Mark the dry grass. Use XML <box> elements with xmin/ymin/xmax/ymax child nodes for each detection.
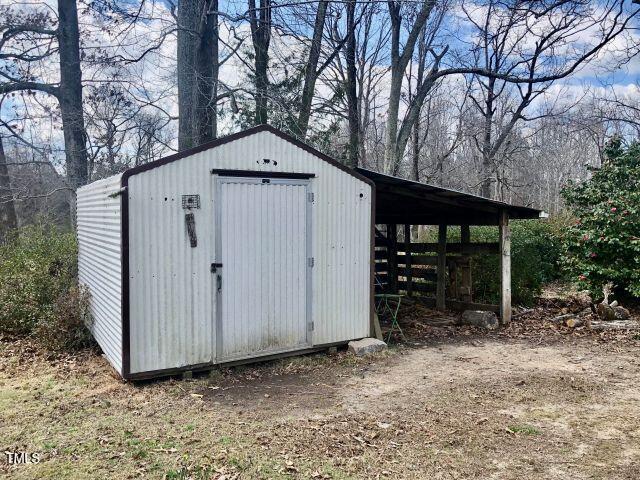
<box><xmin>2</xmin><ymin>302</ymin><xmax>640</xmax><ymax>479</ymax></box>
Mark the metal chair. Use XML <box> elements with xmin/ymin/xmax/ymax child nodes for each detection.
<box><xmin>374</xmin><ymin>275</ymin><xmax>406</xmax><ymax>342</ymax></box>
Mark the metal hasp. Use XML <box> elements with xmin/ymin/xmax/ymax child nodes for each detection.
<box><xmin>210</xmin><ymin>263</ymin><xmax>223</xmax><ymax>273</ymax></box>
<box><xmin>211</xmin><ymin>263</ymin><xmax>223</xmax><ymax>292</ymax></box>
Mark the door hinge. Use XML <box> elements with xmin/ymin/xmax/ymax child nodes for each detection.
<box><xmin>308</xmin><ymin>321</ymin><xmax>314</xmax><ymax>331</ymax></box>
<box><xmin>308</xmin><ymin>192</ymin><xmax>314</xmax><ymax>203</ymax></box>
<box><xmin>308</xmin><ymin>257</ymin><xmax>314</xmax><ymax>268</ymax></box>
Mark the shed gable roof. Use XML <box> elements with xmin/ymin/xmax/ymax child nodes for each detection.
<box><xmin>121</xmin><ymin>124</ymin><xmax>374</xmax><ymax>187</ymax></box>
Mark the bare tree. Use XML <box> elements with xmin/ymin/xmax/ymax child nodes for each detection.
<box><xmin>409</xmin><ymin>81</ymin><xmax>468</xmax><ymax>183</ymax></box>
<box><xmin>295</xmin><ymin>0</ymin><xmax>329</xmax><ymax>137</ymax></box>
<box><xmin>0</xmin><ymin>1</ymin><xmax>88</xmax><ymax>191</ymax></box>
<box><xmin>379</xmin><ymin>0</ymin><xmax>637</xmax><ymax>180</ymax></box>
<box><xmin>384</xmin><ymin>0</ymin><xmax>442</xmax><ymax>174</ymax></box>
<box><xmin>458</xmin><ymin>0</ymin><xmax>638</xmax><ymax>198</ymax></box>
<box><xmin>322</xmin><ymin>0</ymin><xmax>389</xmax><ymax>167</ymax></box>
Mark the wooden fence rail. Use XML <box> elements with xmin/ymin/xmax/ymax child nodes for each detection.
<box><xmin>374</xmin><ymin>226</ymin><xmax>500</xmax><ymax>311</ymax></box>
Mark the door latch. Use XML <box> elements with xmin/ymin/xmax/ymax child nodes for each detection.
<box><xmin>210</xmin><ymin>263</ymin><xmax>223</xmax><ymax>273</ymax></box>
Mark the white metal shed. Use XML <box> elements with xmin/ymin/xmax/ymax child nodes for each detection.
<box><xmin>77</xmin><ymin>125</ymin><xmax>374</xmax><ymax>380</ymax></box>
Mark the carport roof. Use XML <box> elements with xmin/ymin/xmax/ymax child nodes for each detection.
<box><xmin>355</xmin><ymin>168</ymin><xmax>544</xmax><ymax>226</ymax></box>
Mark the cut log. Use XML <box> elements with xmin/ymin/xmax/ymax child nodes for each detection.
<box><xmin>550</xmin><ymin>313</ymin><xmax>575</xmax><ymax>323</ymax></box>
<box><xmin>590</xmin><ymin>319</ymin><xmax>639</xmax><ymax>331</ymax></box>
<box><xmin>565</xmin><ymin>317</ymin><xmax>584</xmax><ymax>328</ymax></box>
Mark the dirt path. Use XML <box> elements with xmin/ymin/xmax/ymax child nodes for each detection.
<box><xmin>2</xmin><ymin>332</ymin><xmax>640</xmax><ymax>479</ymax></box>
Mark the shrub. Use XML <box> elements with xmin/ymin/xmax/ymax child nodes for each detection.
<box><xmin>415</xmin><ymin>219</ymin><xmax>565</xmax><ymax>306</ymax></box>
<box><xmin>0</xmin><ymin>224</ymin><xmax>93</xmax><ymax>351</ymax></box>
<box><xmin>470</xmin><ymin>219</ymin><xmax>565</xmax><ymax>306</ymax></box>
<box><xmin>35</xmin><ymin>285</ymin><xmax>93</xmax><ymax>352</ymax></box>
<box><xmin>561</xmin><ymin>138</ymin><xmax>640</xmax><ymax>300</ymax></box>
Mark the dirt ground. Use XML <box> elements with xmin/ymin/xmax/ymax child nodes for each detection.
<box><xmin>2</xmin><ymin>297</ymin><xmax>640</xmax><ymax>479</ymax></box>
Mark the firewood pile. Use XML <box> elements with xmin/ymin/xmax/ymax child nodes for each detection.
<box><xmin>551</xmin><ymin>282</ymin><xmax>635</xmax><ymax>331</ymax></box>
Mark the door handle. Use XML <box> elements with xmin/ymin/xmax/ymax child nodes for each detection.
<box><xmin>216</xmin><ymin>274</ymin><xmax>222</xmax><ymax>292</ymax></box>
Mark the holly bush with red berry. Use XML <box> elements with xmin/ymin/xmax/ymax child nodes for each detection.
<box><xmin>561</xmin><ymin>137</ymin><xmax>640</xmax><ymax>300</ymax></box>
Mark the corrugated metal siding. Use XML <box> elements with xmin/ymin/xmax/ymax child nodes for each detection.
<box><xmin>128</xmin><ymin>130</ymin><xmax>371</xmax><ymax>373</ymax></box>
<box><xmin>76</xmin><ymin>174</ymin><xmax>123</xmax><ymax>374</ymax></box>
<box><xmin>217</xmin><ymin>178</ymin><xmax>310</xmax><ymax>361</ymax></box>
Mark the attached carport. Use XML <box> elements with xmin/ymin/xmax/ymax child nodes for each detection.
<box><xmin>355</xmin><ymin>168</ymin><xmax>544</xmax><ymax>324</ymax></box>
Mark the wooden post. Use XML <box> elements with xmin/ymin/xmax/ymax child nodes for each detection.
<box><xmin>371</xmin><ymin>313</ymin><xmax>383</xmax><ymax>341</ymax></box>
<box><xmin>460</xmin><ymin>225</ymin><xmax>472</xmax><ymax>302</ymax></box>
<box><xmin>499</xmin><ymin>211</ymin><xmax>512</xmax><ymax>324</ymax></box>
<box><xmin>387</xmin><ymin>224</ymin><xmax>398</xmax><ymax>294</ymax></box>
<box><xmin>436</xmin><ymin>224</ymin><xmax>447</xmax><ymax>310</ymax></box>
<box><xmin>404</xmin><ymin>224</ymin><xmax>412</xmax><ymax>296</ymax></box>
<box><xmin>448</xmin><ymin>260</ymin><xmax>458</xmax><ymax>299</ymax></box>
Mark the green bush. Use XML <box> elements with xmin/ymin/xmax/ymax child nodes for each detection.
<box><xmin>416</xmin><ymin>219</ymin><xmax>565</xmax><ymax>306</ymax></box>
<box><xmin>470</xmin><ymin>219</ymin><xmax>565</xmax><ymax>306</ymax></box>
<box><xmin>561</xmin><ymin>138</ymin><xmax>640</xmax><ymax>300</ymax></box>
<box><xmin>35</xmin><ymin>285</ymin><xmax>93</xmax><ymax>352</ymax></box>
<box><xmin>0</xmin><ymin>224</ymin><xmax>93</xmax><ymax>350</ymax></box>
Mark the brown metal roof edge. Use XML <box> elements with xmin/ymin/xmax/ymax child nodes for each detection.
<box><xmin>355</xmin><ymin>167</ymin><xmax>542</xmax><ymax>217</ymax></box>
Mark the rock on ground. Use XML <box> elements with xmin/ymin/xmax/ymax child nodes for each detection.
<box><xmin>348</xmin><ymin>338</ymin><xmax>387</xmax><ymax>356</ymax></box>
<box><xmin>459</xmin><ymin>310</ymin><xmax>499</xmax><ymax>330</ymax></box>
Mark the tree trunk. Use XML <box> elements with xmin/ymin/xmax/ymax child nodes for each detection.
<box><xmin>0</xmin><ymin>135</ymin><xmax>18</xmax><ymax>242</ymax></box>
<box><xmin>196</xmin><ymin>0</ymin><xmax>219</xmax><ymax>143</ymax></box>
<box><xmin>178</xmin><ymin>0</ymin><xmax>219</xmax><ymax>151</ymax></box>
<box><xmin>383</xmin><ymin>1</ymin><xmax>436</xmax><ymax>174</ymax></box>
<box><xmin>249</xmin><ymin>0</ymin><xmax>271</xmax><ymax>125</ymax></box>
<box><xmin>345</xmin><ymin>0</ymin><xmax>359</xmax><ymax>168</ymax></box>
<box><xmin>57</xmin><ymin>0</ymin><xmax>88</xmax><ymax>189</ymax></box>
<box><xmin>296</xmin><ymin>0</ymin><xmax>328</xmax><ymax>137</ymax></box>
<box><xmin>411</xmin><ymin>121</ymin><xmax>420</xmax><ymax>181</ymax></box>
<box><xmin>177</xmin><ymin>0</ymin><xmax>197</xmax><ymax>149</ymax></box>
<box><xmin>480</xmin><ymin>77</ymin><xmax>496</xmax><ymax>198</ymax></box>
<box><xmin>384</xmin><ymin>72</ymin><xmax>402</xmax><ymax>174</ymax></box>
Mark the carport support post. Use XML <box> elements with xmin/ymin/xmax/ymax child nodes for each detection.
<box><xmin>404</xmin><ymin>224</ymin><xmax>412</xmax><ymax>296</ymax></box>
<box><xmin>387</xmin><ymin>224</ymin><xmax>398</xmax><ymax>293</ymax></box>
<box><xmin>436</xmin><ymin>224</ymin><xmax>447</xmax><ymax>310</ymax></box>
<box><xmin>499</xmin><ymin>211</ymin><xmax>512</xmax><ymax>324</ymax></box>
<box><xmin>460</xmin><ymin>225</ymin><xmax>472</xmax><ymax>302</ymax></box>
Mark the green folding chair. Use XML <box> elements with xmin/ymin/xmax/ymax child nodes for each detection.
<box><xmin>374</xmin><ymin>275</ymin><xmax>406</xmax><ymax>342</ymax></box>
